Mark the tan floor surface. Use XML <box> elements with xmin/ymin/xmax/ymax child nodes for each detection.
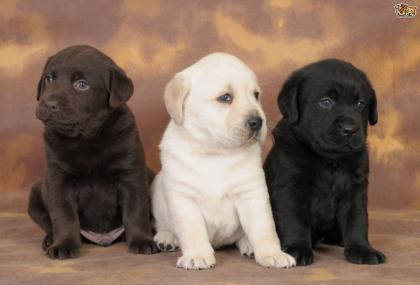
<box><xmin>1</xmin><ymin>192</ymin><xmax>419</xmax><ymax>285</ymax></box>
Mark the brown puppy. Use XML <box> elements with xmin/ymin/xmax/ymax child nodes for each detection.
<box><xmin>28</xmin><ymin>45</ymin><xmax>157</xmax><ymax>259</ymax></box>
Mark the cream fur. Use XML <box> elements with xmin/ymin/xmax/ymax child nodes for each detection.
<box><xmin>152</xmin><ymin>53</ymin><xmax>296</xmax><ymax>270</ymax></box>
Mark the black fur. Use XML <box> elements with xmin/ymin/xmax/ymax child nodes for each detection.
<box><xmin>264</xmin><ymin>59</ymin><xmax>385</xmax><ymax>266</ymax></box>
<box><xmin>28</xmin><ymin>45</ymin><xmax>157</xmax><ymax>259</ymax></box>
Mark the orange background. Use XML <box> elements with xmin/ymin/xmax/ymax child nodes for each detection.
<box><xmin>0</xmin><ymin>0</ymin><xmax>418</xmax><ymax>209</ymax></box>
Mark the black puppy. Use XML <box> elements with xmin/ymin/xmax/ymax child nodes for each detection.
<box><xmin>264</xmin><ymin>59</ymin><xmax>385</xmax><ymax>265</ymax></box>
<box><xmin>28</xmin><ymin>45</ymin><xmax>157</xmax><ymax>259</ymax></box>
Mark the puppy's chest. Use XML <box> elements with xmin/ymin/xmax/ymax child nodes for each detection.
<box><xmin>76</xmin><ymin>180</ymin><xmax>122</xmax><ymax>232</ymax></box>
<box><xmin>65</xmin><ymin>150</ymin><xmax>109</xmax><ymax>172</ymax></box>
<box><xmin>199</xmin><ymin>195</ymin><xmax>242</xmax><ymax>247</ymax></box>
<box><xmin>193</xmin><ymin>171</ymin><xmax>256</xmax><ymax>246</ymax></box>
<box><xmin>174</xmin><ymin>155</ymin><xmax>252</xmax><ymax>196</ymax></box>
<box><xmin>62</xmin><ymin>149</ymin><xmax>125</xmax><ymax>179</ymax></box>
<box><xmin>177</xmin><ymin>159</ymin><xmax>252</xmax><ymax>246</ymax></box>
<box><xmin>309</xmin><ymin>167</ymin><xmax>353</xmax><ymax>225</ymax></box>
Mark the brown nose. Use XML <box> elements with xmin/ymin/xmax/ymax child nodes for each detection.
<box><xmin>43</xmin><ymin>100</ymin><xmax>59</xmax><ymax>112</ymax></box>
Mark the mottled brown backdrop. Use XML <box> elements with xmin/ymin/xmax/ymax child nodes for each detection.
<box><xmin>0</xmin><ymin>0</ymin><xmax>419</xmax><ymax>209</ymax></box>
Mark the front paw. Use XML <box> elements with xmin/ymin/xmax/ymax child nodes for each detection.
<box><xmin>255</xmin><ymin>251</ymin><xmax>296</xmax><ymax>268</ymax></box>
<box><xmin>345</xmin><ymin>244</ymin><xmax>386</xmax><ymax>265</ymax></box>
<box><xmin>42</xmin><ymin>233</ymin><xmax>53</xmax><ymax>251</ymax></box>
<box><xmin>236</xmin><ymin>236</ymin><xmax>254</xmax><ymax>258</ymax></box>
<box><xmin>284</xmin><ymin>244</ymin><xmax>314</xmax><ymax>266</ymax></box>
<box><xmin>128</xmin><ymin>240</ymin><xmax>159</xmax><ymax>254</ymax></box>
<box><xmin>176</xmin><ymin>253</ymin><xmax>216</xmax><ymax>270</ymax></box>
<box><xmin>46</xmin><ymin>240</ymin><xmax>80</xmax><ymax>259</ymax></box>
<box><xmin>154</xmin><ymin>230</ymin><xmax>179</xmax><ymax>252</ymax></box>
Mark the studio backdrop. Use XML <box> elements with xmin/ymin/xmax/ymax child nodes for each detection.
<box><xmin>0</xmin><ymin>0</ymin><xmax>418</xmax><ymax>209</ymax></box>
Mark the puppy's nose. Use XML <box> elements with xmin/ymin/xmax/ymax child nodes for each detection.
<box><xmin>247</xmin><ymin>116</ymin><xmax>263</xmax><ymax>132</ymax></box>
<box><xmin>340</xmin><ymin>124</ymin><xmax>359</xmax><ymax>136</ymax></box>
<box><xmin>43</xmin><ymin>100</ymin><xmax>59</xmax><ymax>112</ymax></box>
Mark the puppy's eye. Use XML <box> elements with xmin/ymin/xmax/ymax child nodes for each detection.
<box><xmin>254</xmin><ymin>91</ymin><xmax>260</xmax><ymax>100</ymax></box>
<box><xmin>357</xmin><ymin>100</ymin><xmax>366</xmax><ymax>110</ymax></box>
<box><xmin>44</xmin><ymin>74</ymin><xmax>54</xmax><ymax>84</ymax></box>
<box><xmin>217</xmin><ymin>93</ymin><xmax>233</xmax><ymax>104</ymax></box>
<box><xmin>319</xmin><ymin>97</ymin><xmax>334</xmax><ymax>109</ymax></box>
<box><xmin>73</xmin><ymin>79</ymin><xmax>90</xmax><ymax>91</ymax></box>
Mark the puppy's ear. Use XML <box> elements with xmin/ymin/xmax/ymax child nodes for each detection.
<box><xmin>164</xmin><ymin>74</ymin><xmax>189</xmax><ymax>125</ymax></box>
<box><xmin>277</xmin><ymin>72</ymin><xmax>302</xmax><ymax>123</ymax></box>
<box><xmin>107</xmin><ymin>67</ymin><xmax>134</xmax><ymax>108</ymax></box>
<box><xmin>368</xmin><ymin>87</ymin><xmax>378</xmax><ymax>125</ymax></box>
<box><xmin>36</xmin><ymin>57</ymin><xmax>52</xmax><ymax>101</ymax></box>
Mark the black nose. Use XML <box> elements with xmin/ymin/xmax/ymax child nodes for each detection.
<box><xmin>43</xmin><ymin>100</ymin><xmax>59</xmax><ymax>112</ymax></box>
<box><xmin>247</xmin><ymin>116</ymin><xmax>263</xmax><ymax>132</ymax></box>
<box><xmin>340</xmin><ymin>123</ymin><xmax>359</xmax><ymax>136</ymax></box>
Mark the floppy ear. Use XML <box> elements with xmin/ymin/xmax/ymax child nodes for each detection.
<box><xmin>277</xmin><ymin>72</ymin><xmax>302</xmax><ymax>123</ymax></box>
<box><xmin>36</xmin><ymin>57</ymin><xmax>52</xmax><ymax>101</ymax></box>
<box><xmin>108</xmin><ymin>67</ymin><xmax>134</xmax><ymax>108</ymax></box>
<box><xmin>368</xmin><ymin>87</ymin><xmax>378</xmax><ymax>125</ymax></box>
<box><xmin>164</xmin><ymin>73</ymin><xmax>189</xmax><ymax>125</ymax></box>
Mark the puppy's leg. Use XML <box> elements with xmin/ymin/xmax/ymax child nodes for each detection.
<box><xmin>236</xmin><ymin>236</ymin><xmax>254</xmax><ymax>258</ymax></box>
<box><xmin>28</xmin><ymin>181</ymin><xmax>53</xmax><ymax>251</ymax></box>
<box><xmin>270</xmin><ymin>190</ymin><xmax>314</xmax><ymax>266</ymax></box>
<box><xmin>338</xmin><ymin>189</ymin><xmax>386</xmax><ymax>265</ymax></box>
<box><xmin>43</xmin><ymin>175</ymin><xmax>81</xmax><ymax>259</ymax></box>
<box><xmin>120</xmin><ymin>172</ymin><xmax>158</xmax><ymax>254</ymax></box>
<box><xmin>152</xmin><ymin>174</ymin><xmax>179</xmax><ymax>252</ymax></box>
<box><xmin>166</xmin><ymin>191</ymin><xmax>215</xmax><ymax>270</ymax></box>
<box><xmin>235</xmin><ymin>189</ymin><xmax>295</xmax><ymax>268</ymax></box>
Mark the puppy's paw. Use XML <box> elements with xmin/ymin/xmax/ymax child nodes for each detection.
<box><xmin>42</xmin><ymin>233</ymin><xmax>53</xmax><ymax>251</ymax></box>
<box><xmin>128</xmin><ymin>240</ymin><xmax>159</xmax><ymax>255</ymax></box>
<box><xmin>256</xmin><ymin>251</ymin><xmax>296</xmax><ymax>268</ymax></box>
<box><xmin>176</xmin><ymin>254</ymin><xmax>216</xmax><ymax>270</ymax></box>
<box><xmin>284</xmin><ymin>244</ymin><xmax>314</xmax><ymax>266</ymax></box>
<box><xmin>154</xmin><ymin>230</ymin><xmax>179</xmax><ymax>252</ymax></box>
<box><xmin>345</xmin><ymin>244</ymin><xmax>386</xmax><ymax>265</ymax></box>
<box><xmin>46</xmin><ymin>240</ymin><xmax>80</xmax><ymax>259</ymax></box>
<box><xmin>236</xmin><ymin>236</ymin><xmax>254</xmax><ymax>258</ymax></box>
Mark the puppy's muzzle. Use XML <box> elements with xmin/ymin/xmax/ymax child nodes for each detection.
<box><xmin>246</xmin><ymin>115</ymin><xmax>263</xmax><ymax>136</ymax></box>
<box><xmin>36</xmin><ymin>98</ymin><xmax>60</xmax><ymax>121</ymax></box>
<box><xmin>36</xmin><ymin>93</ymin><xmax>74</xmax><ymax>122</ymax></box>
<box><xmin>339</xmin><ymin>122</ymin><xmax>359</xmax><ymax>137</ymax></box>
<box><xmin>247</xmin><ymin>115</ymin><xmax>263</xmax><ymax>132</ymax></box>
<box><xmin>42</xmin><ymin>100</ymin><xmax>60</xmax><ymax>113</ymax></box>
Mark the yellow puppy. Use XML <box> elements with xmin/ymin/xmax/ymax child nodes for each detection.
<box><xmin>152</xmin><ymin>53</ymin><xmax>296</xmax><ymax>270</ymax></box>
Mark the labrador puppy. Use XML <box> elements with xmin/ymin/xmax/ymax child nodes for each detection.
<box><xmin>151</xmin><ymin>53</ymin><xmax>296</xmax><ymax>270</ymax></box>
<box><xmin>264</xmin><ymin>59</ymin><xmax>386</xmax><ymax>265</ymax></box>
<box><xmin>28</xmin><ymin>45</ymin><xmax>157</xmax><ymax>259</ymax></box>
